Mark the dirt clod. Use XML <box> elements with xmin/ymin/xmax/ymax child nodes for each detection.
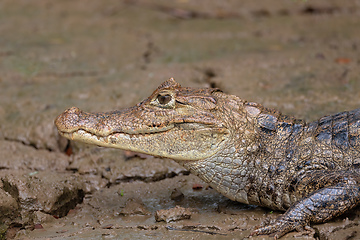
<box><xmin>155</xmin><ymin>206</ymin><xmax>195</xmax><ymax>223</ymax></box>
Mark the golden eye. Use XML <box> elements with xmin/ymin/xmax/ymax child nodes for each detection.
<box><xmin>157</xmin><ymin>94</ymin><xmax>172</xmax><ymax>105</ymax></box>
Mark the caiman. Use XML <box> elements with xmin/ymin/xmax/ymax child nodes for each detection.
<box><xmin>55</xmin><ymin>78</ymin><xmax>360</xmax><ymax>238</ymax></box>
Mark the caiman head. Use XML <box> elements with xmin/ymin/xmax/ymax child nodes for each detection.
<box><xmin>55</xmin><ymin>78</ymin><xmax>232</xmax><ymax>160</ymax></box>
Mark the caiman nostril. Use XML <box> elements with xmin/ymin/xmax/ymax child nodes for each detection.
<box><xmin>54</xmin><ymin>107</ymin><xmax>82</xmax><ymax>132</ymax></box>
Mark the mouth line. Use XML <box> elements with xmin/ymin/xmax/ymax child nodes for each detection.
<box><xmin>60</xmin><ymin>129</ymin><xmax>133</xmax><ymax>144</ymax></box>
<box><xmin>59</xmin><ymin>122</ymin><xmax>217</xmax><ymax>140</ymax></box>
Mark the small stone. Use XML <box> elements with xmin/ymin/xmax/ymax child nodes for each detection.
<box><xmin>102</xmin><ymin>224</ymin><xmax>113</xmax><ymax>229</ymax></box>
<box><xmin>155</xmin><ymin>206</ymin><xmax>195</xmax><ymax>223</ymax></box>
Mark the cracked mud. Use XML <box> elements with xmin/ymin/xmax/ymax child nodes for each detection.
<box><xmin>1</xmin><ymin>0</ymin><xmax>360</xmax><ymax>239</ymax></box>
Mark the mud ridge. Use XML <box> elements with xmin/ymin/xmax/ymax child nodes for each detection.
<box><xmin>126</xmin><ymin>1</ymin><xmax>359</xmax><ymax>20</ymax></box>
<box><xmin>166</xmin><ymin>226</ymin><xmax>227</xmax><ymax>236</ymax></box>
<box><xmin>3</xmin><ymin>137</ymin><xmax>53</xmax><ymax>153</ymax></box>
<box><xmin>111</xmin><ymin>170</ymin><xmax>190</xmax><ymax>184</ymax></box>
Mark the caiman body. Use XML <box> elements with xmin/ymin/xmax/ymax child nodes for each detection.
<box><xmin>55</xmin><ymin>78</ymin><xmax>360</xmax><ymax>238</ymax></box>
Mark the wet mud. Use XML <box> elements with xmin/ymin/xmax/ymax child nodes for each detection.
<box><xmin>1</xmin><ymin>0</ymin><xmax>360</xmax><ymax>239</ymax></box>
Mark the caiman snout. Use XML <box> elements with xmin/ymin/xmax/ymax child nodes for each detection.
<box><xmin>55</xmin><ymin>107</ymin><xmax>83</xmax><ymax>133</ymax></box>
<box><xmin>55</xmin><ymin>107</ymin><xmax>118</xmax><ymax>136</ymax></box>
<box><xmin>55</xmin><ymin>105</ymin><xmax>170</xmax><ymax>137</ymax></box>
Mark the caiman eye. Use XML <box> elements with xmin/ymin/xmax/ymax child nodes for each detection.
<box><xmin>157</xmin><ymin>94</ymin><xmax>172</xmax><ymax>105</ymax></box>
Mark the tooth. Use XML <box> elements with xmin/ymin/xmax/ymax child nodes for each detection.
<box><xmin>104</xmin><ymin>137</ymin><xmax>109</xmax><ymax>143</ymax></box>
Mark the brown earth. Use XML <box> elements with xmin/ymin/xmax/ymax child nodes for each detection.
<box><xmin>0</xmin><ymin>0</ymin><xmax>360</xmax><ymax>239</ymax></box>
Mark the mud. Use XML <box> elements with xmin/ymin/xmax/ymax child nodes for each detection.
<box><xmin>0</xmin><ymin>0</ymin><xmax>360</xmax><ymax>239</ymax></box>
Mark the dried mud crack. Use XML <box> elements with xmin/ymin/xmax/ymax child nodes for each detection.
<box><xmin>110</xmin><ymin>169</ymin><xmax>191</xmax><ymax>184</ymax></box>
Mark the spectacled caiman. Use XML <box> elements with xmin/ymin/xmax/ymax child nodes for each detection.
<box><xmin>55</xmin><ymin>78</ymin><xmax>360</xmax><ymax>238</ymax></box>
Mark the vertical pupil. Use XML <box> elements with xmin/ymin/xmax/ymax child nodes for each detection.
<box><xmin>158</xmin><ymin>94</ymin><xmax>171</xmax><ymax>104</ymax></box>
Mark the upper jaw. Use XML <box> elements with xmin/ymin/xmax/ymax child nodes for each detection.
<box><xmin>55</xmin><ymin>107</ymin><xmax>220</xmax><ymax>139</ymax></box>
<box><xmin>57</xmin><ymin>122</ymin><xmax>221</xmax><ymax>146</ymax></box>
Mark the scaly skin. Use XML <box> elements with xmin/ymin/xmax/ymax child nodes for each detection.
<box><xmin>55</xmin><ymin>78</ymin><xmax>360</xmax><ymax>238</ymax></box>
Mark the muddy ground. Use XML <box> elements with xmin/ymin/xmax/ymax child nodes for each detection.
<box><xmin>0</xmin><ymin>0</ymin><xmax>360</xmax><ymax>239</ymax></box>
